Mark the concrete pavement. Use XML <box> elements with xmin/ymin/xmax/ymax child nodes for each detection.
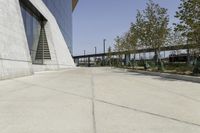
<box><xmin>0</xmin><ymin>67</ymin><xmax>200</xmax><ymax>133</ymax></box>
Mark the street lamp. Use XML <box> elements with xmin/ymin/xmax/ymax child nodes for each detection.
<box><xmin>94</xmin><ymin>46</ymin><xmax>97</xmax><ymax>55</ymax></box>
<box><xmin>84</xmin><ymin>50</ymin><xmax>86</xmax><ymax>66</ymax></box>
<box><xmin>84</xmin><ymin>50</ymin><xmax>86</xmax><ymax>56</ymax></box>
<box><xmin>103</xmin><ymin>39</ymin><xmax>106</xmax><ymax>66</ymax></box>
<box><xmin>94</xmin><ymin>47</ymin><xmax>97</xmax><ymax>65</ymax></box>
<box><xmin>103</xmin><ymin>39</ymin><xmax>106</xmax><ymax>54</ymax></box>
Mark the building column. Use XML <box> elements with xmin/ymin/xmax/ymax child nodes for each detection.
<box><xmin>125</xmin><ymin>53</ymin><xmax>131</xmax><ymax>66</ymax></box>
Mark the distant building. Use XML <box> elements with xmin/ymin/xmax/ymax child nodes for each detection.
<box><xmin>0</xmin><ymin>0</ymin><xmax>78</xmax><ymax>79</ymax></box>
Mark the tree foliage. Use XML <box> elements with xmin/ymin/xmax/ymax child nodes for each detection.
<box><xmin>141</xmin><ymin>0</ymin><xmax>170</xmax><ymax>63</ymax></box>
<box><xmin>114</xmin><ymin>0</ymin><xmax>169</xmax><ymax>70</ymax></box>
<box><xmin>175</xmin><ymin>0</ymin><xmax>200</xmax><ymax>54</ymax></box>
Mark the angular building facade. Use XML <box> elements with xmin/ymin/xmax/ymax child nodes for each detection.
<box><xmin>0</xmin><ymin>0</ymin><xmax>78</xmax><ymax>80</ymax></box>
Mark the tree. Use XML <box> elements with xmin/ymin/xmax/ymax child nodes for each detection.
<box><xmin>145</xmin><ymin>0</ymin><xmax>169</xmax><ymax>66</ymax></box>
<box><xmin>129</xmin><ymin>24</ymin><xmax>138</xmax><ymax>51</ymax></box>
<box><xmin>132</xmin><ymin>11</ymin><xmax>151</xmax><ymax>70</ymax></box>
<box><xmin>134</xmin><ymin>0</ymin><xmax>170</xmax><ymax>71</ymax></box>
<box><xmin>134</xmin><ymin>11</ymin><xmax>148</xmax><ymax>50</ymax></box>
<box><xmin>122</xmin><ymin>32</ymin><xmax>132</xmax><ymax>52</ymax></box>
<box><xmin>175</xmin><ymin>0</ymin><xmax>200</xmax><ymax>51</ymax></box>
<box><xmin>175</xmin><ymin>0</ymin><xmax>200</xmax><ymax>74</ymax></box>
<box><xmin>129</xmin><ymin>23</ymin><xmax>139</xmax><ymax>67</ymax></box>
<box><xmin>114</xmin><ymin>36</ymin><xmax>124</xmax><ymax>67</ymax></box>
<box><xmin>107</xmin><ymin>46</ymin><xmax>112</xmax><ymax>66</ymax></box>
<box><xmin>114</xmin><ymin>36</ymin><xmax>123</xmax><ymax>53</ymax></box>
<box><xmin>167</xmin><ymin>30</ymin><xmax>187</xmax><ymax>54</ymax></box>
<box><xmin>113</xmin><ymin>0</ymin><xmax>169</xmax><ymax>71</ymax></box>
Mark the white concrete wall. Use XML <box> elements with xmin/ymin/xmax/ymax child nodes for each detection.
<box><xmin>0</xmin><ymin>0</ymin><xmax>33</xmax><ymax>80</ymax></box>
<box><xmin>0</xmin><ymin>0</ymin><xmax>75</xmax><ymax>79</ymax></box>
<box><xmin>30</xmin><ymin>0</ymin><xmax>75</xmax><ymax>69</ymax></box>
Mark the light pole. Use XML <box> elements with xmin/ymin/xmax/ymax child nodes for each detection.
<box><xmin>84</xmin><ymin>50</ymin><xmax>86</xmax><ymax>66</ymax></box>
<box><xmin>103</xmin><ymin>39</ymin><xmax>106</xmax><ymax>65</ymax></box>
<box><xmin>94</xmin><ymin>46</ymin><xmax>97</xmax><ymax>55</ymax></box>
<box><xmin>94</xmin><ymin>47</ymin><xmax>97</xmax><ymax>64</ymax></box>
<box><xmin>103</xmin><ymin>39</ymin><xmax>106</xmax><ymax>54</ymax></box>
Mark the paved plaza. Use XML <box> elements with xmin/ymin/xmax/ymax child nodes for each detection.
<box><xmin>0</xmin><ymin>67</ymin><xmax>200</xmax><ymax>133</ymax></box>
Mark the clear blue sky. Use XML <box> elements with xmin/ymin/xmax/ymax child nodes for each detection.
<box><xmin>72</xmin><ymin>0</ymin><xmax>181</xmax><ymax>56</ymax></box>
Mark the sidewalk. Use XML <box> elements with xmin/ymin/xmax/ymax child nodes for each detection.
<box><xmin>0</xmin><ymin>67</ymin><xmax>200</xmax><ymax>133</ymax></box>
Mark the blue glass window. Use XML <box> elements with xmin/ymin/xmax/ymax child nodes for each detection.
<box><xmin>42</xmin><ymin>0</ymin><xmax>73</xmax><ymax>54</ymax></box>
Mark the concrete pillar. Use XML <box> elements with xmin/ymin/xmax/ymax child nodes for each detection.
<box><xmin>125</xmin><ymin>53</ymin><xmax>131</xmax><ymax>66</ymax></box>
<box><xmin>88</xmin><ymin>57</ymin><xmax>91</xmax><ymax>67</ymax></box>
<box><xmin>74</xmin><ymin>58</ymin><xmax>79</xmax><ymax>66</ymax></box>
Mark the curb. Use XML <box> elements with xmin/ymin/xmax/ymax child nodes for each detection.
<box><xmin>130</xmin><ymin>70</ymin><xmax>200</xmax><ymax>83</ymax></box>
<box><xmin>114</xmin><ymin>68</ymin><xmax>200</xmax><ymax>83</ymax></box>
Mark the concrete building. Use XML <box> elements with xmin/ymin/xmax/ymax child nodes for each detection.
<box><xmin>0</xmin><ymin>0</ymin><xmax>78</xmax><ymax>80</ymax></box>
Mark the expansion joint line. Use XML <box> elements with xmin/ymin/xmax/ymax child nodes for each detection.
<box><xmin>91</xmin><ymin>72</ymin><xmax>97</xmax><ymax>133</ymax></box>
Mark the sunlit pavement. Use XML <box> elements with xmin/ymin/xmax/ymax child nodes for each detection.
<box><xmin>0</xmin><ymin>67</ymin><xmax>200</xmax><ymax>133</ymax></box>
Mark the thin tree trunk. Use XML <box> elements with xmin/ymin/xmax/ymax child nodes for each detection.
<box><xmin>187</xmin><ymin>48</ymin><xmax>190</xmax><ymax>65</ymax></box>
<box><xmin>154</xmin><ymin>50</ymin><xmax>159</xmax><ymax>66</ymax></box>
